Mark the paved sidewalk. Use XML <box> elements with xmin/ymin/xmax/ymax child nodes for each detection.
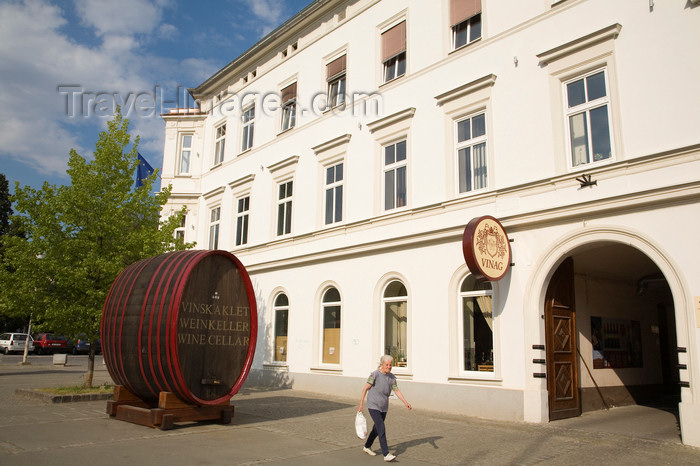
<box><xmin>0</xmin><ymin>355</ymin><xmax>699</xmax><ymax>465</ymax></box>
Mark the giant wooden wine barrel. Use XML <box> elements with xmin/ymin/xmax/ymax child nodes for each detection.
<box><xmin>100</xmin><ymin>250</ymin><xmax>257</xmax><ymax>405</ymax></box>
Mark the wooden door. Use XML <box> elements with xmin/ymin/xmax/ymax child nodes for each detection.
<box><xmin>545</xmin><ymin>257</ymin><xmax>581</xmax><ymax>421</ymax></box>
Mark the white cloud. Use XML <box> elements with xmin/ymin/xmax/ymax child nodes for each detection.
<box><xmin>73</xmin><ymin>0</ymin><xmax>164</xmax><ymax>37</ymax></box>
<box><xmin>239</xmin><ymin>0</ymin><xmax>284</xmax><ymax>33</ymax></box>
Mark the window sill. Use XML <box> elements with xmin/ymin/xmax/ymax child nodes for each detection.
<box><xmin>380</xmin><ymin>73</ymin><xmax>406</xmax><ymax>88</ymax></box>
<box><xmin>238</xmin><ymin>147</ymin><xmax>252</xmax><ymax>156</ymax></box>
<box><xmin>264</xmin><ymin>362</ymin><xmax>289</xmax><ymax>371</ymax></box>
<box><xmin>311</xmin><ymin>366</ymin><xmax>343</xmax><ymax>374</ymax></box>
<box><xmin>449</xmin><ymin>37</ymin><xmax>482</xmax><ymax>55</ymax></box>
<box><xmin>448</xmin><ymin>375</ymin><xmax>502</xmax><ymax>384</ymax></box>
<box><xmin>277</xmin><ymin>126</ymin><xmax>296</xmax><ymax>136</ymax></box>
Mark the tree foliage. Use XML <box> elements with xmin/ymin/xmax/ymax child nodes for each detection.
<box><xmin>0</xmin><ymin>111</ymin><xmax>192</xmax><ymax>382</ymax></box>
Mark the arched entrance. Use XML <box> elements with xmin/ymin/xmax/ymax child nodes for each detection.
<box><xmin>544</xmin><ymin>244</ymin><xmax>678</xmax><ymax>420</ymax></box>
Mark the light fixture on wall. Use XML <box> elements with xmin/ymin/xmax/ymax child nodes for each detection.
<box><xmin>576</xmin><ymin>173</ymin><xmax>597</xmax><ymax>188</ymax></box>
<box><xmin>513</xmin><ymin>56</ymin><xmax>518</xmax><ymax>67</ymax></box>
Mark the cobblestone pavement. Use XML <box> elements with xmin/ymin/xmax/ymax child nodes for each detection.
<box><xmin>0</xmin><ymin>354</ymin><xmax>699</xmax><ymax>465</ymax></box>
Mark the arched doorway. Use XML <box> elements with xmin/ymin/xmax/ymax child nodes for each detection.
<box><xmin>544</xmin><ymin>242</ymin><xmax>679</xmax><ymax>419</ymax></box>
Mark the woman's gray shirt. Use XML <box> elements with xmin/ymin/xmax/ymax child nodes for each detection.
<box><xmin>366</xmin><ymin>370</ymin><xmax>399</xmax><ymax>412</ymax></box>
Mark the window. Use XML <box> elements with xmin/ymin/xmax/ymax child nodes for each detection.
<box><xmin>381</xmin><ymin>21</ymin><xmax>406</xmax><ymax>83</ymax></box>
<box><xmin>456</xmin><ymin>113</ymin><xmax>487</xmax><ymax>193</ymax></box>
<box><xmin>322</xmin><ymin>287</ymin><xmax>341</xmax><ymax>364</ymax></box>
<box><xmin>383</xmin><ymin>140</ymin><xmax>407</xmax><ymax>210</ymax></box>
<box><xmin>324</xmin><ymin>163</ymin><xmax>343</xmax><ymax>225</ymax></box>
<box><xmin>565</xmin><ymin>69</ymin><xmax>612</xmax><ymax>167</ymax></box>
<box><xmin>451</xmin><ymin>0</ymin><xmax>481</xmax><ymax>49</ymax></box>
<box><xmin>175</xmin><ymin>214</ymin><xmax>186</xmax><ymax>241</ymax></box>
<box><xmin>276</xmin><ymin>180</ymin><xmax>293</xmax><ymax>236</ymax></box>
<box><xmin>178</xmin><ymin>134</ymin><xmax>192</xmax><ymax>175</ymax></box>
<box><xmin>208</xmin><ymin>206</ymin><xmax>220</xmax><ymax>249</ymax></box>
<box><xmin>326</xmin><ymin>55</ymin><xmax>346</xmax><ymax>109</ymax></box>
<box><xmin>241</xmin><ymin>105</ymin><xmax>255</xmax><ymax>152</ymax></box>
<box><xmin>383</xmin><ymin>281</ymin><xmax>408</xmax><ymax>367</ymax></box>
<box><xmin>280</xmin><ymin>83</ymin><xmax>297</xmax><ymax>132</ymax></box>
<box><xmin>214</xmin><ymin>124</ymin><xmax>226</xmax><ymax>166</ymax></box>
<box><xmin>459</xmin><ymin>275</ymin><xmax>493</xmax><ymax>372</ymax></box>
<box><xmin>273</xmin><ymin>293</ymin><xmax>289</xmax><ymax>362</ymax></box>
<box><xmin>235</xmin><ymin>196</ymin><xmax>250</xmax><ymax>246</ymax></box>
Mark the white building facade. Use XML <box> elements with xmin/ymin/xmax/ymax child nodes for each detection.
<box><xmin>160</xmin><ymin>0</ymin><xmax>700</xmax><ymax>446</ymax></box>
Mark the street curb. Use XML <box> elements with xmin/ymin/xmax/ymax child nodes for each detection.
<box><xmin>14</xmin><ymin>388</ymin><xmax>113</xmax><ymax>403</ymax></box>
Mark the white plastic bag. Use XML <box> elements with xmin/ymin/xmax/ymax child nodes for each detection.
<box><xmin>355</xmin><ymin>411</ymin><xmax>368</xmax><ymax>439</ymax></box>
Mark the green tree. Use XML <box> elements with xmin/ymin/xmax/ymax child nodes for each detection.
<box><xmin>0</xmin><ymin>174</ymin><xmax>10</xmax><ymax>237</ymax></box>
<box><xmin>0</xmin><ymin>110</ymin><xmax>192</xmax><ymax>386</ymax></box>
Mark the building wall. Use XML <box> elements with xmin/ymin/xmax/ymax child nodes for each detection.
<box><xmin>159</xmin><ymin>0</ymin><xmax>700</xmax><ymax>443</ymax></box>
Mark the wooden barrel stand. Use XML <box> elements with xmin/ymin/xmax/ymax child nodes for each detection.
<box><xmin>107</xmin><ymin>385</ymin><xmax>233</xmax><ymax>430</ymax></box>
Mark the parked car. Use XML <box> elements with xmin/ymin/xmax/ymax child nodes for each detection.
<box><xmin>33</xmin><ymin>333</ymin><xmax>73</xmax><ymax>355</ymax></box>
<box><xmin>71</xmin><ymin>335</ymin><xmax>101</xmax><ymax>355</ymax></box>
<box><xmin>0</xmin><ymin>333</ymin><xmax>34</xmax><ymax>355</ymax></box>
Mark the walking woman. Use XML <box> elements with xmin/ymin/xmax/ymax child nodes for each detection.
<box><xmin>358</xmin><ymin>355</ymin><xmax>412</xmax><ymax>462</ymax></box>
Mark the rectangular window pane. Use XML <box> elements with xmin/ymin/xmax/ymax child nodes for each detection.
<box><xmin>469</xmin><ymin>14</ymin><xmax>481</xmax><ymax>42</ymax></box>
<box><xmin>457</xmin><ymin>119</ymin><xmax>471</xmax><ymax>142</ymax></box>
<box><xmin>180</xmin><ymin>151</ymin><xmax>190</xmax><ymax>174</ymax></box>
<box><xmin>335</xmin><ymin>163</ymin><xmax>343</xmax><ymax>181</ymax></box>
<box><xmin>567</xmin><ymin>79</ymin><xmax>586</xmax><ymax>108</ymax></box>
<box><xmin>463</xmin><ymin>296</ymin><xmax>494</xmax><ymax>371</ymax></box>
<box><xmin>473</xmin><ymin>143</ymin><xmax>487</xmax><ymax>189</ymax></box>
<box><xmin>384</xmin><ymin>144</ymin><xmax>395</xmax><ymax>165</ymax></box>
<box><xmin>284</xmin><ymin>201</ymin><xmax>292</xmax><ymax>234</ymax></box>
<box><xmin>454</xmin><ymin>21</ymin><xmax>468</xmax><ymax>49</ymax></box>
<box><xmin>326</xmin><ymin>166</ymin><xmax>334</xmax><ymax>184</ymax></box>
<box><xmin>325</xmin><ymin>188</ymin><xmax>334</xmax><ymax>225</ymax></box>
<box><xmin>385</xmin><ymin>170</ymin><xmax>395</xmax><ymax>210</ymax></box>
<box><xmin>590</xmin><ymin>105</ymin><xmax>612</xmax><ymax>162</ymax></box>
<box><xmin>458</xmin><ymin>147</ymin><xmax>471</xmax><ymax>193</ymax></box>
<box><xmin>385</xmin><ymin>301</ymin><xmax>407</xmax><ymax>365</ymax></box>
<box><xmin>396</xmin><ymin>165</ymin><xmax>406</xmax><ymax>208</ymax></box>
<box><xmin>569</xmin><ymin>112</ymin><xmax>589</xmax><ymax>166</ymax></box>
<box><xmin>472</xmin><ymin>114</ymin><xmax>486</xmax><ymax>137</ymax></box>
<box><xmin>396</xmin><ymin>140</ymin><xmax>407</xmax><ymax>161</ymax></box>
<box><xmin>335</xmin><ymin>185</ymin><xmax>343</xmax><ymax>222</ymax></box>
<box><xmin>586</xmin><ymin>71</ymin><xmax>607</xmax><ymax>101</ymax></box>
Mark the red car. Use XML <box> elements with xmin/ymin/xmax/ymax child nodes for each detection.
<box><xmin>33</xmin><ymin>333</ymin><xmax>73</xmax><ymax>355</ymax></box>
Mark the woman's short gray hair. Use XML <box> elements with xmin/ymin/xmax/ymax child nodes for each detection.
<box><xmin>379</xmin><ymin>355</ymin><xmax>393</xmax><ymax>366</ymax></box>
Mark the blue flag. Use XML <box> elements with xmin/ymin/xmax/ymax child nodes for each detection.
<box><xmin>136</xmin><ymin>152</ymin><xmax>154</xmax><ymax>188</ymax></box>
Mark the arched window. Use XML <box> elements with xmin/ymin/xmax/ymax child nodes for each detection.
<box><xmin>383</xmin><ymin>280</ymin><xmax>408</xmax><ymax>367</ymax></box>
<box><xmin>273</xmin><ymin>293</ymin><xmax>289</xmax><ymax>362</ymax></box>
<box><xmin>459</xmin><ymin>275</ymin><xmax>493</xmax><ymax>372</ymax></box>
<box><xmin>322</xmin><ymin>287</ymin><xmax>341</xmax><ymax>364</ymax></box>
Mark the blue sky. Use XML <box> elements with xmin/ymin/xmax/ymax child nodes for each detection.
<box><xmin>0</xmin><ymin>0</ymin><xmax>311</xmax><ymax>192</ymax></box>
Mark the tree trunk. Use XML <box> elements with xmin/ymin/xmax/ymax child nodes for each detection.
<box><xmin>84</xmin><ymin>346</ymin><xmax>95</xmax><ymax>388</ymax></box>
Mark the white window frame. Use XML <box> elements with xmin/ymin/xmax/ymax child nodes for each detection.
<box><xmin>381</xmin><ymin>279</ymin><xmax>410</xmax><ymax>373</ymax></box>
<box><xmin>320</xmin><ymin>287</ymin><xmax>342</xmax><ymax>366</ymax></box>
<box><xmin>563</xmin><ymin>67</ymin><xmax>614</xmax><ymax>169</ymax></box>
<box><xmin>208</xmin><ymin>206</ymin><xmax>221</xmax><ymax>249</ymax></box>
<box><xmin>276</xmin><ymin>180</ymin><xmax>293</xmax><ymax>236</ymax></box>
<box><xmin>213</xmin><ymin>123</ymin><xmax>226</xmax><ymax>166</ymax></box>
<box><xmin>383</xmin><ymin>52</ymin><xmax>406</xmax><ymax>83</ymax></box>
<box><xmin>178</xmin><ymin>133</ymin><xmax>193</xmax><ymax>175</ymax></box>
<box><xmin>235</xmin><ymin>195</ymin><xmax>250</xmax><ymax>246</ymax></box>
<box><xmin>455</xmin><ymin>112</ymin><xmax>488</xmax><ymax>194</ymax></box>
<box><xmin>324</xmin><ymin>162</ymin><xmax>343</xmax><ymax>225</ymax></box>
<box><xmin>458</xmin><ymin>274</ymin><xmax>495</xmax><ymax>376</ymax></box>
<box><xmin>383</xmin><ymin>139</ymin><xmax>408</xmax><ymax>211</ymax></box>
<box><xmin>175</xmin><ymin>213</ymin><xmax>186</xmax><ymax>241</ymax></box>
<box><xmin>452</xmin><ymin>13</ymin><xmax>481</xmax><ymax>50</ymax></box>
<box><xmin>241</xmin><ymin>105</ymin><xmax>255</xmax><ymax>152</ymax></box>
<box><xmin>272</xmin><ymin>293</ymin><xmax>289</xmax><ymax>363</ymax></box>
<box><xmin>327</xmin><ymin>73</ymin><xmax>346</xmax><ymax>109</ymax></box>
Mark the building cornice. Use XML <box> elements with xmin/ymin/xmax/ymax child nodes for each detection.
<box><xmin>536</xmin><ymin>23</ymin><xmax>622</xmax><ymax>65</ymax></box>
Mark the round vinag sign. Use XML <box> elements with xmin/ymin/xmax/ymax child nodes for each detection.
<box><xmin>462</xmin><ymin>216</ymin><xmax>511</xmax><ymax>281</ymax></box>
